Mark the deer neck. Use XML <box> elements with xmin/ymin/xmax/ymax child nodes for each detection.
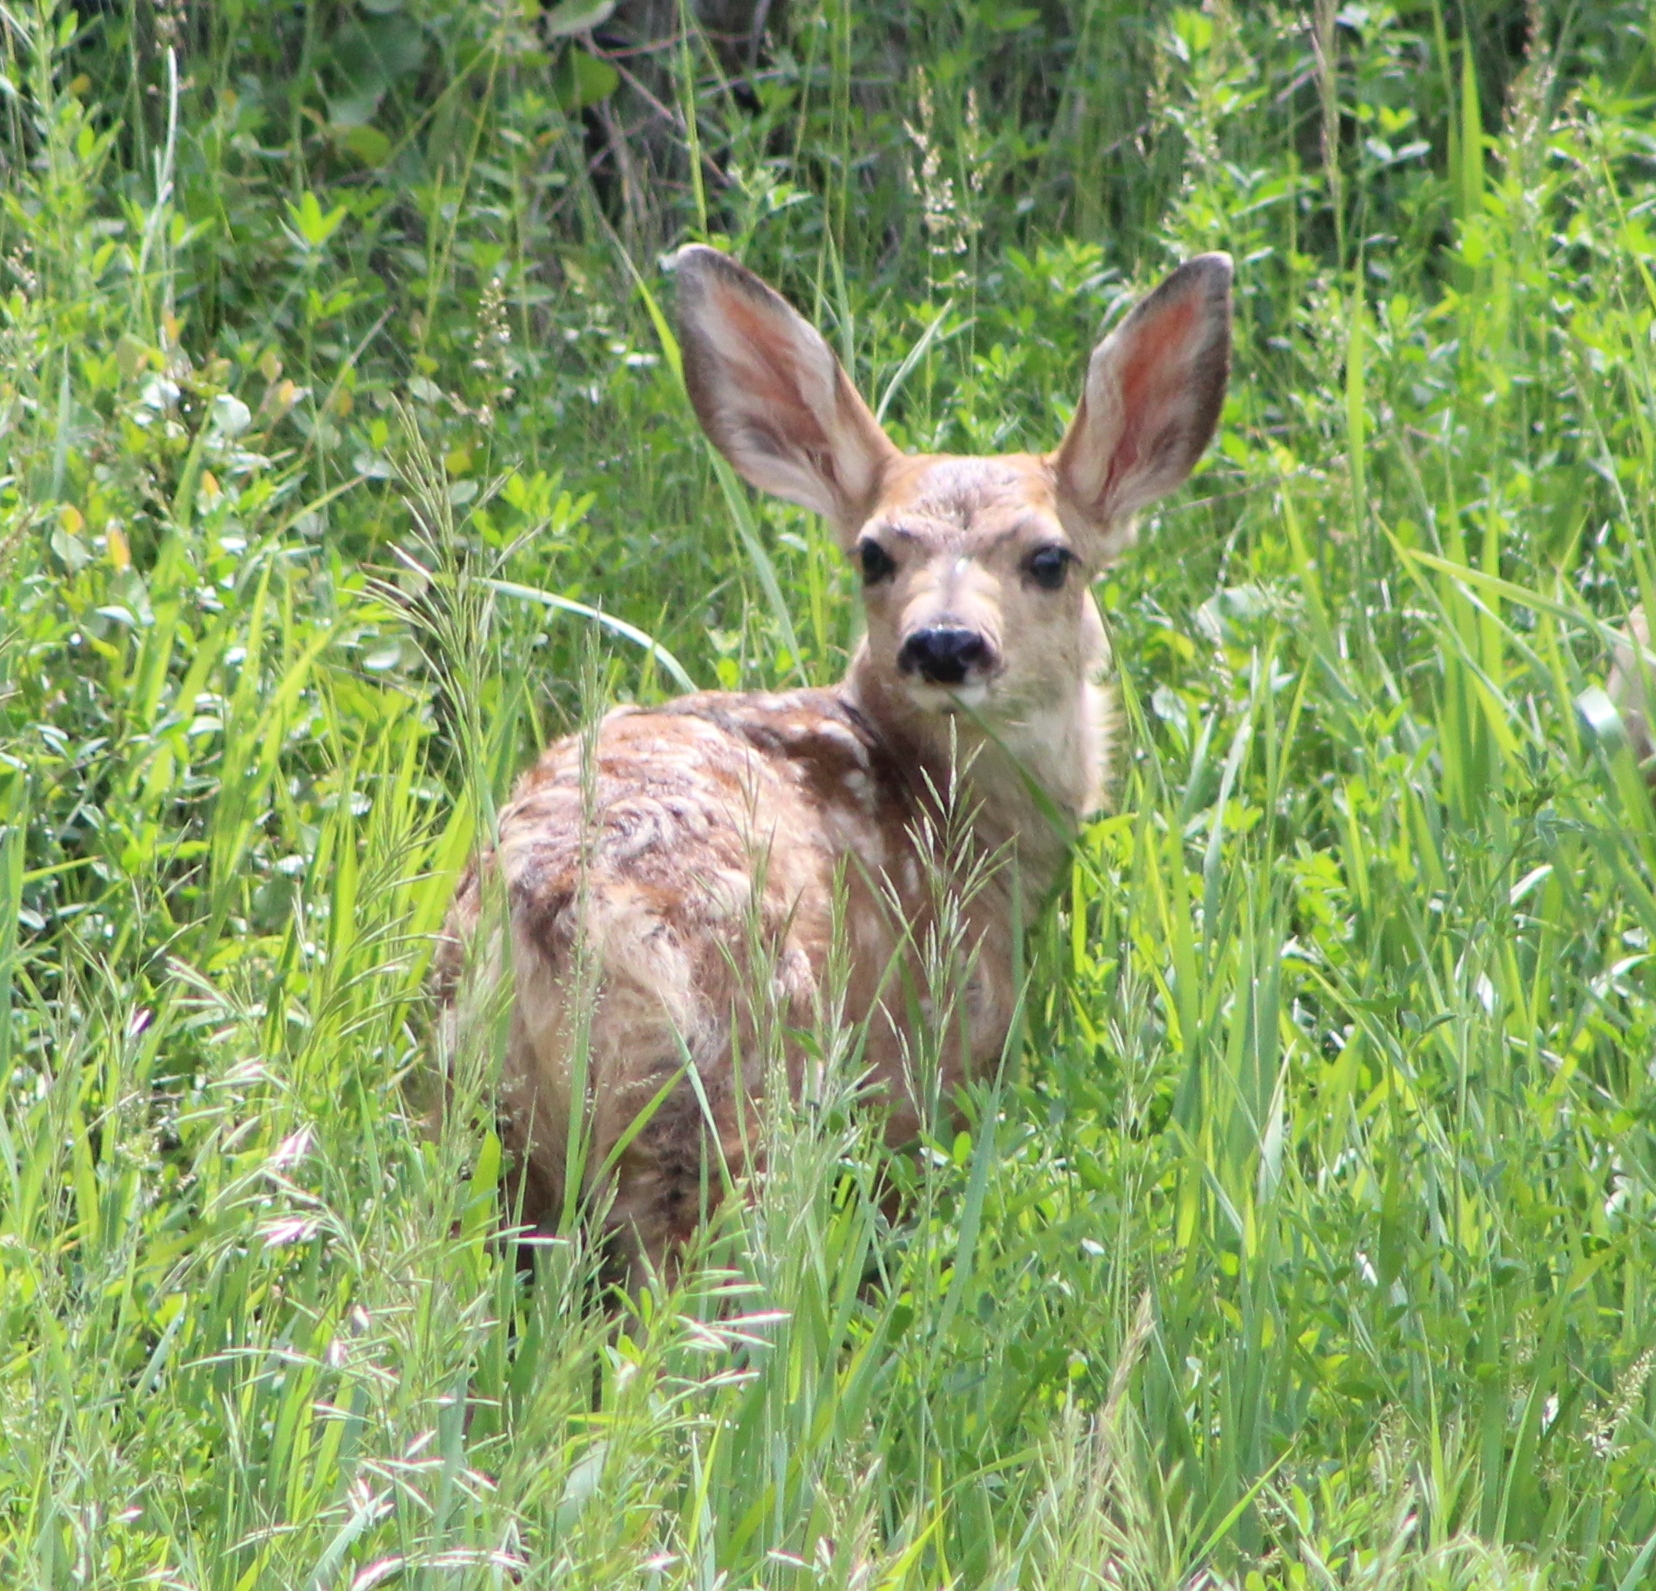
<box><xmin>839</xmin><ymin>643</ymin><xmax>1112</xmax><ymax>903</ymax></box>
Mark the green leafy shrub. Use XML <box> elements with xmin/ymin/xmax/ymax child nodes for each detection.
<box><xmin>2</xmin><ymin>0</ymin><xmax>1656</xmax><ymax>1585</ymax></box>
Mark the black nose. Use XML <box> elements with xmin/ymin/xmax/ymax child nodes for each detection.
<box><xmin>897</xmin><ymin>627</ymin><xmax>992</xmax><ymax>686</ymax></box>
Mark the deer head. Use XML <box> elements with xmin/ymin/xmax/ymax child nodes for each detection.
<box><xmin>675</xmin><ymin>244</ymin><xmax>1232</xmax><ymax>823</ymax></box>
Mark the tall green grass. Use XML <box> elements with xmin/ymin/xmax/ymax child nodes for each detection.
<box><xmin>3</xmin><ymin>0</ymin><xmax>1656</xmax><ymax>1584</ymax></box>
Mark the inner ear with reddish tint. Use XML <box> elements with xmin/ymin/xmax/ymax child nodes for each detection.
<box><xmin>1053</xmin><ymin>253</ymin><xmax>1233</xmax><ymax>560</ymax></box>
<box><xmin>675</xmin><ymin>246</ymin><xmax>900</xmax><ymax>545</ymax></box>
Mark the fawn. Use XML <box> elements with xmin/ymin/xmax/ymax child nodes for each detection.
<box><xmin>435</xmin><ymin>245</ymin><xmax>1233</xmax><ymax>1283</ymax></box>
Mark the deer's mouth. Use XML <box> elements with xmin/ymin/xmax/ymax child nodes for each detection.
<box><xmin>903</xmin><ymin>679</ymin><xmax>993</xmax><ymax>715</ymax></box>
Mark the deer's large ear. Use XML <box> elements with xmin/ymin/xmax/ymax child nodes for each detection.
<box><xmin>1053</xmin><ymin>253</ymin><xmax>1232</xmax><ymax>560</ymax></box>
<box><xmin>675</xmin><ymin>245</ymin><xmax>899</xmax><ymax>545</ymax></box>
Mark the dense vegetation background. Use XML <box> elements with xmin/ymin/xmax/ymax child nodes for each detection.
<box><xmin>4</xmin><ymin>0</ymin><xmax>1656</xmax><ymax>1584</ymax></box>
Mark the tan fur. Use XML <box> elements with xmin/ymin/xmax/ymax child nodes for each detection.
<box><xmin>1609</xmin><ymin>605</ymin><xmax>1654</xmax><ymax>785</ymax></box>
<box><xmin>434</xmin><ymin>247</ymin><xmax>1233</xmax><ymax>1283</ymax></box>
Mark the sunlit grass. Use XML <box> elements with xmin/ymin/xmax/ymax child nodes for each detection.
<box><xmin>2</xmin><ymin>0</ymin><xmax>1656</xmax><ymax>1585</ymax></box>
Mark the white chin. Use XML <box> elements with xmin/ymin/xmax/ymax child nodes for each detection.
<box><xmin>906</xmin><ymin>681</ymin><xmax>990</xmax><ymax>714</ymax></box>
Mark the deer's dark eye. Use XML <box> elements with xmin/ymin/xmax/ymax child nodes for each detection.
<box><xmin>858</xmin><ymin>540</ymin><xmax>897</xmax><ymax>585</ymax></box>
<box><xmin>1026</xmin><ymin>545</ymin><xmax>1074</xmax><ymax>591</ymax></box>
